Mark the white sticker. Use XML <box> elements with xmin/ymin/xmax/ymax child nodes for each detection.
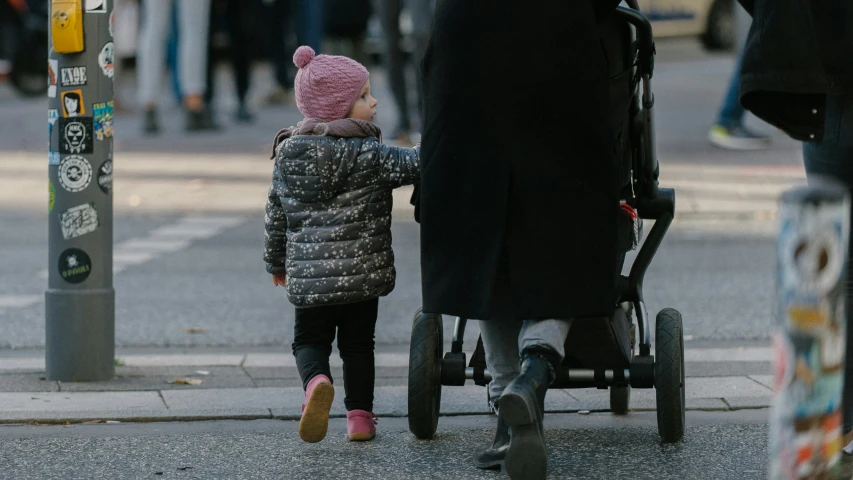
<box><xmin>48</xmin><ymin>59</ymin><xmax>58</xmax><ymax>98</ymax></box>
<box><xmin>109</xmin><ymin>8</ymin><xmax>115</xmax><ymax>37</ymax></box>
<box><xmin>48</xmin><ymin>109</ymin><xmax>58</xmax><ymax>126</ymax></box>
<box><xmin>85</xmin><ymin>0</ymin><xmax>107</xmax><ymax>12</ymax></box>
<box><xmin>48</xmin><ymin>153</ymin><xmax>60</xmax><ymax>166</ymax></box>
<box><xmin>58</xmin><ymin>156</ymin><xmax>93</xmax><ymax>193</ymax></box>
<box><xmin>60</xmin><ymin>66</ymin><xmax>87</xmax><ymax>87</ymax></box>
<box><xmin>59</xmin><ymin>203</ymin><xmax>99</xmax><ymax>240</ymax></box>
<box><xmin>98</xmin><ymin>42</ymin><xmax>114</xmax><ymax>78</ymax></box>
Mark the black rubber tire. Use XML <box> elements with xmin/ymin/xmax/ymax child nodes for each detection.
<box><xmin>407</xmin><ymin>309</ymin><xmax>443</xmax><ymax>439</ymax></box>
<box><xmin>701</xmin><ymin>0</ymin><xmax>735</xmax><ymax>51</ymax></box>
<box><xmin>655</xmin><ymin>308</ymin><xmax>686</xmax><ymax>443</ymax></box>
<box><xmin>610</xmin><ymin>322</ymin><xmax>635</xmax><ymax>415</ymax></box>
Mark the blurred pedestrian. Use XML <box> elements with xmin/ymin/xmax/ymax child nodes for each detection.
<box><xmin>264</xmin><ymin>46</ymin><xmax>419</xmax><ymax>444</ymax></box>
<box><xmin>736</xmin><ymin>0</ymin><xmax>853</xmax><ymax>465</ymax></box>
<box><xmin>136</xmin><ymin>0</ymin><xmax>218</xmax><ymax>133</ymax></box>
<box><xmin>322</xmin><ymin>0</ymin><xmax>371</xmax><ymax>66</ymax></box>
<box><xmin>381</xmin><ymin>0</ymin><xmax>433</xmax><ymax>144</ymax></box>
<box><xmin>263</xmin><ymin>0</ymin><xmax>325</xmax><ymax>106</ymax></box>
<box><xmin>417</xmin><ymin>1</ymin><xmax>622</xmax><ymax>478</ymax></box>
<box><xmin>205</xmin><ymin>0</ymin><xmax>257</xmax><ymax>123</ymax></box>
<box><xmin>708</xmin><ymin>44</ymin><xmax>771</xmax><ymax>150</ymax></box>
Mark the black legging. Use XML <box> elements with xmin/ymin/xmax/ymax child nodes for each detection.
<box><xmin>292</xmin><ymin>298</ymin><xmax>379</xmax><ymax>412</ymax></box>
<box><xmin>205</xmin><ymin>0</ymin><xmax>252</xmax><ymax>108</ymax></box>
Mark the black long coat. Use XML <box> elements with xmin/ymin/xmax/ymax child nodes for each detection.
<box><xmin>737</xmin><ymin>0</ymin><xmax>853</xmax><ymax>141</ymax></box>
<box><xmin>418</xmin><ymin>0</ymin><xmax>623</xmax><ymax>321</ymax></box>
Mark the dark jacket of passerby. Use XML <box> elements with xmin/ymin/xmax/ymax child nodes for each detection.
<box><xmin>264</xmin><ymin>119</ymin><xmax>420</xmax><ymax>307</ymax></box>
<box><xmin>417</xmin><ymin>0</ymin><xmax>624</xmax><ymax>321</ymax></box>
<box><xmin>737</xmin><ymin>0</ymin><xmax>853</xmax><ymax>141</ymax></box>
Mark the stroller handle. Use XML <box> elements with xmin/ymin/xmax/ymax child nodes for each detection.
<box><xmin>614</xmin><ymin>6</ymin><xmax>655</xmax><ymax>78</ymax></box>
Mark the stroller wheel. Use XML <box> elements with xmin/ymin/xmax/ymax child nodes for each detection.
<box><xmin>654</xmin><ymin>308</ymin><xmax>686</xmax><ymax>443</ymax></box>
<box><xmin>408</xmin><ymin>308</ymin><xmax>443</xmax><ymax>439</ymax></box>
<box><xmin>611</xmin><ymin>322</ymin><xmax>635</xmax><ymax>415</ymax></box>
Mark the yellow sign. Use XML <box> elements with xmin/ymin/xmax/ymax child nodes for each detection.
<box><xmin>51</xmin><ymin>0</ymin><xmax>84</xmax><ymax>54</ymax></box>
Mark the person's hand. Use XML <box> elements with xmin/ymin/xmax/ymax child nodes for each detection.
<box><xmin>272</xmin><ymin>273</ymin><xmax>287</xmax><ymax>287</ymax></box>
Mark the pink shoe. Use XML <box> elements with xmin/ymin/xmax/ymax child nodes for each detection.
<box><xmin>299</xmin><ymin>374</ymin><xmax>335</xmax><ymax>443</ymax></box>
<box><xmin>346</xmin><ymin>409</ymin><xmax>377</xmax><ymax>441</ymax></box>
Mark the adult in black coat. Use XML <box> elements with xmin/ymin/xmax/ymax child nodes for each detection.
<box><xmin>737</xmin><ymin>0</ymin><xmax>853</xmax><ymax>462</ymax></box>
<box><xmin>418</xmin><ymin>1</ymin><xmax>622</xmax><ymax>478</ymax></box>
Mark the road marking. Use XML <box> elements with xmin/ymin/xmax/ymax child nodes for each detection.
<box><xmin>20</xmin><ymin>215</ymin><xmax>247</xmax><ymax>303</ymax></box>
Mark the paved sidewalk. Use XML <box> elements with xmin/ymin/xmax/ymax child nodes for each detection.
<box><xmin>0</xmin><ymin>345</ymin><xmax>773</xmax><ymax>424</ymax></box>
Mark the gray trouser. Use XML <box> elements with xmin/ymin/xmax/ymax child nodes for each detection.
<box><xmin>479</xmin><ymin>317</ymin><xmax>572</xmax><ymax>404</ymax></box>
<box><xmin>137</xmin><ymin>0</ymin><xmax>211</xmax><ymax>105</ymax></box>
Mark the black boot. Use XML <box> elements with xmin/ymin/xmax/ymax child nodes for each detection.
<box><xmin>473</xmin><ymin>412</ymin><xmax>510</xmax><ymax>469</ymax></box>
<box><xmin>142</xmin><ymin>109</ymin><xmax>159</xmax><ymax>135</ymax></box>
<box><xmin>499</xmin><ymin>351</ymin><xmax>553</xmax><ymax>480</ymax></box>
<box><xmin>185</xmin><ymin>107</ymin><xmax>220</xmax><ymax>132</ymax></box>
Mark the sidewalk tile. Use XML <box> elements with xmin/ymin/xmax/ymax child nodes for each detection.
<box><xmin>747</xmin><ymin>375</ymin><xmax>773</xmax><ymax>390</ymax></box>
<box><xmin>725</xmin><ymin>397</ymin><xmax>772</xmax><ymax>409</ymax></box>
<box><xmin>118</xmin><ymin>354</ymin><xmax>245</xmax><ymax>367</ymax></box>
<box><xmin>0</xmin><ymin>358</ymin><xmax>44</xmax><ymax>371</ymax></box>
<box><xmin>161</xmin><ymin>387</ymin><xmax>283</xmax><ymax>417</ymax></box>
<box><xmin>0</xmin><ymin>373</ymin><xmax>58</xmax><ymax>392</ymax></box>
<box><xmin>687</xmin><ymin>377</ymin><xmax>771</xmax><ymax>398</ymax></box>
<box><xmin>0</xmin><ymin>391</ymin><xmax>166</xmax><ymax>421</ymax></box>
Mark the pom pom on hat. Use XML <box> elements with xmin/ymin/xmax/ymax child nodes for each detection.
<box><xmin>293</xmin><ymin>46</ymin><xmax>315</xmax><ymax>69</ymax></box>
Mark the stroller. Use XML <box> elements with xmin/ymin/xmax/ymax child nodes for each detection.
<box><xmin>407</xmin><ymin>7</ymin><xmax>685</xmax><ymax>444</ymax></box>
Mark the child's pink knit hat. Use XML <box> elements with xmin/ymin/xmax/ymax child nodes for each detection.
<box><xmin>293</xmin><ymin>46</ymin><xmax>369</xmax><ymax>121</ymax></box>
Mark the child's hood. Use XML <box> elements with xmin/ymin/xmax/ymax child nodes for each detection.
<box><xmin>271</xmin><ymin>118</ymin><xmax>383</xmax><ymax>203</ymax></box>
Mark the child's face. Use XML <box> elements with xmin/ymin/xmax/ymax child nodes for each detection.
<box><xmin>348</xmin><ymin>80</ymin><xmax>378</xmax><ymax>122</ymax></box>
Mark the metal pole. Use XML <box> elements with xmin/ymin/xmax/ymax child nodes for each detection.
<box><xmin>45</xmin><ymin>0</ymin><xmax>115</xmax><ymax>381</ymax></box>
<box><xmin>771</xmin><ymin>184</ymin><xmax>849</xmax><ymax>479</ymax></box>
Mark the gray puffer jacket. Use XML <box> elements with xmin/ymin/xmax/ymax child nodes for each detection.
<box><xmin>264</xmin><ymin>134</ymin><xmax>419</xmax><ymax>307</ymax></box>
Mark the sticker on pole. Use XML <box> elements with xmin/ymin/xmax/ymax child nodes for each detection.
<box><xmin>59</xmin><ymin>202</ymin><xmax>99</xmax><ymax>240</ymax></box>
<box><xmin>58</xmin><ymin>156</ymin><xmax>93</xmax><ymax>193</ymax></box>
<box><xmin>48</xmin><ymin>109</ymin><xmax>59</xmax><ymax>165</ymax></box>
<box><xmin>85</xmin><ymin>0</ymin><xmax>106</xmax><ymax>13</ymax></box>
<box><xmin>93</xmin><ymin>101</ymin><xmax>114</xmax><ymax>140</ymax></box>
<box><xmin>48</xmin><ymin>59</ymin><xmax>58</xmax><ymax>98</ymax></box>
<box><xmin>98</xmin><ymin>159</ymin><xmax>113</xmax><ymax>194</ymax></box>
<box><xmin>109</xmin><ymin>7</ymin><xmax>115</xmax><ymax>37</ymax></box>
<box><xmin>61</xmin><ymin>89</ymin><xmax>85</xmax><ymax>117</ymax></box>
<box><xmin>49</xmin><ymin>181</ymin><xmax>56</xmax><ymax>212</ymax></box>
<box><xmin>60</xmin><ymin>66</ymin><xmax>87</xmax><ymax>87</ymax></box>
<box><xmin>58</xmin><ymin>248</ymin><xmax>92</xmax><ymax>284</ymax></box>
<box><xmin>98</xmin><ymin>42</ymin><xmax>115</xmax><ymax>78</ymax></box>
<box><xmin>59</xmin><ymin>117</ymin><xmax>93</xmax><ymax>154</ymax></box>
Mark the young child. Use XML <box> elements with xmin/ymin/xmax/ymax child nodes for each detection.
<box><xmin>264</xmin><ymin>46</ymin><xmax>420</xmax><ymax>443</ymax></box>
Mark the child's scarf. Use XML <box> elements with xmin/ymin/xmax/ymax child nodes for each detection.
<box><xmin>270</xmin><ymin>118</ymin><xmax>382</xmax><ymax>159</ymax></box>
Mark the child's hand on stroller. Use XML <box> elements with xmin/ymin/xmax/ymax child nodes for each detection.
<box><xmin>272</xmin><ymin>273</ymin><xmax>287</xmax><ymax>287</ymax></box>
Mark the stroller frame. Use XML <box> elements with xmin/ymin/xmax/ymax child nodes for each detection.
<box><xmin>407</xmin><ymin>7</ymin><xmax>686</xmax><ymax>444</ymax></box>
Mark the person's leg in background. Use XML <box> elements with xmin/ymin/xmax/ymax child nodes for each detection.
<box><xmin>801</xmin><ymin>93</ymin><xmax>853</xmax><ymax>456</ymax></box>
<box><xmin>136</xmin><ymin>0</ymin><xmax>172</xmax><ymax>134</ymax></box>
<box><xmin>294</xmin><ymin>0</ymin><xmax>324</xmax><ymax>52</ymax></box>
<box><xmin>262</xmin><ymin>0</ymin><xmax>295</xmax><ymax>106</ymax></box>
<box><xmin>176</xmin><ymin>0</ymin><xmax>219</xmax><ymax>131</ymax></box>
<box><xmin>168</xmin><ymin>1</ymin><xmax>183</xmax><ymax>107</ymax></box>
<box><xmin>225</xmin><ymin>0</ymin><xmax>254</xmax><ymax>122</ymax></box>
<box><xmin>406</xmin><ymin>0</ymin><xmax>433</xmax><ymax>136</ymax></box>
<box><xmin>202</xmin><ymin>0</ymin><xmax>218</xmax><ymax>114</ymax></box>
<box><xmin>708</xmin><ymin>46</ymin><xmax>771</xmax><ymax>150</ymax></box>
<box><xmin>381</xmin><ymin>0</ymin><xmax>411</xmax><ymax>143</ymax></box>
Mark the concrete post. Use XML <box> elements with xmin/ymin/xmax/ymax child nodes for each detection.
<box><xmin>45</xmin><ymin>0</ymin><xmax>115</xmax><ymax>381</ymax></box>
<box><xmin>771</xmin><ymin>184</ymin><xmax>850</xmax><ymax>479</ymax></box>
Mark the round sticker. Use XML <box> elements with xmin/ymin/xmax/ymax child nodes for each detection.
<box><xmin>98</xmin><ymin>42</ymin><xmax>114</xmax><ymax>79</ymax></box>
<box><xmin>49</xmin><ymin>181</ymin><xmax>55</xmax><ymax>212</ymax></box>
<box><xmin>98</xmin><ymin>159</ymin><xmax>113</xmax><ymax>194</ymax></box>
<box><xmin>58</xmin><ymin>156</ymin><xmax>92</xmax><ymax>192</ymax></box>
<box><xmin>58</xmin><ymin>248</ymin><xmax>92</xmax><ymax>284</ymax></box>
